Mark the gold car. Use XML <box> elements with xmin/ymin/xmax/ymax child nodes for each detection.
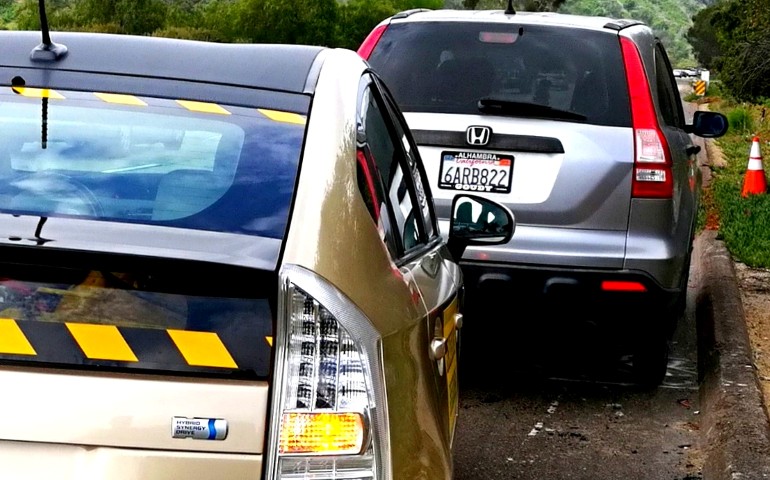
<box><xmin>0</xmin><ymin>21</ymin><xmax>514</xmax><ymax>480</ymax></box>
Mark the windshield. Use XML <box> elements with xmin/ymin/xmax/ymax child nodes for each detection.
<box><xmin>0</xmin><ymin>87</ymin><xmax>307</xmax><ymax>238</ymax></box>
<box><xmin>367</xmin><ymin>22</ymin><xmax>631</xmax><ymax>127</ymax></box>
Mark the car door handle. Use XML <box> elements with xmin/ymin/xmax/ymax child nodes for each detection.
<box><xmin>429</xmin><ymin>313</ymin><xmax>463</xmax><ymax>360</ymax></box>
<box><xmin>686</xmin><ymin>144</ymin><xmax>701</xmax><ymax>156</ymax></box>
<box><xmin>430</xmin><ymin>338</ymin><xmax>448</xmax><ymax>360</ymax></box>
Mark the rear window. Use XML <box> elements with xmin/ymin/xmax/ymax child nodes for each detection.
<box><xmin>0</xmin><ymin>87</ymin><xmax>307</xmax><ymax>238</ymax></box>
<box><xmin>367</xmin><ymin>21</ymin><xmax>631</xmax><ymax>127</ymax></box>
<box><xmin>0</xmin><ymin>260</ymin><xmax>274</xmax><ymax>379</ymax></box>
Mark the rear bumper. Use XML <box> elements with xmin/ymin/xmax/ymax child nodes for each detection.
<box><xmin>459</xmin><ymin>260</ymin><xmax>683</xmax><ymax>320</ymax></box>
<box><xmin>441</xmin><ymin>219</ymin><xmax>690</xmax><ymax>293</ymax></box>
<box><xmin>0</xmin><ymin>440</ymin><xmax>262</xmax><ymax>480</ymax></box>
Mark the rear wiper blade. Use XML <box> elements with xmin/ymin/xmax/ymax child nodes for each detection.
<box><xmin>478</xmin><ymin>98</ymin><xmax>587</xmax><ymax>121</ymax></box>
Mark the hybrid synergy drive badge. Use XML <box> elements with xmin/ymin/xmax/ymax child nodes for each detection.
<box><xmin>172</xmin><ymin>417</ymin><xmax>228</xmax><ymax>440</ymax></box>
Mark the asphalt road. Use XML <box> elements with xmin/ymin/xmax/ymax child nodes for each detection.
<box><xmin>453</xmin><ymin>279</ymin><xmax>703</xmax><ymax>480</ymax></box>
<box><xmin>451</xmin><ymin>79</ymin><xmax>705</xmax><ymax>480</ymax></box>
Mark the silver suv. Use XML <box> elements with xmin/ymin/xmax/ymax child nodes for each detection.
<box><xmin>359</xmin><ymin>8</ymin><xmax>728</xmax><ymax>385</ymax></box>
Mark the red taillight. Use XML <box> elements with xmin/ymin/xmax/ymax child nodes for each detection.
<box><xmin>601</xmin><ymin>280</ymin><xmax>647</xmax><ymax>292</ymax></box>
<box><xmin>357</xmin><ymin>148</ymin><xmax>380</xmax><ymax>220</ymax></box>
<box><xmin>620</xmin><ymin>37</ymin><xmax>673</xmax><ymax>199</ymax></box>
<box><xmin>357</xmin><ymin>24</ymin><xmax>388</xmax><ymax>60</ymax></box>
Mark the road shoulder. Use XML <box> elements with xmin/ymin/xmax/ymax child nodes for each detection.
<box><xmin>694</xmin><ymin>230</ymin><xmax>770</xmax><ymax>479</ymax></box>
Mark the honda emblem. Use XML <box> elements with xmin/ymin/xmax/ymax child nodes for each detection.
<box><xmin>466</xmin><ymin>126</ymin><xmax>491</xmax><ymax>146</ymax></box>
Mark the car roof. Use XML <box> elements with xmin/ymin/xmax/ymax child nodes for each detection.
<box><xmin>0</xmin><ymin>30</ymin><xmax>326</xmax><ymax>94</ymax></box>
<box><xmin>387</xmin><ymin>8</ymin><xmax>645</xmax><ymax>33</ymax></box>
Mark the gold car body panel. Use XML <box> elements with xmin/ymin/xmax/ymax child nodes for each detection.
<box><xmin>0</xmin><ymin>367</ymin><xmax>267</xmax><ymax>452</ymax></box>
<box><xmin>0</xmin><ymin>366</ymin><xmax>268</xmax><ymax>477</ymax></box>
<box><xmin>0</xmin><ymin>440</ymin><xmax>262</xmax><ymax>480</ymax></box>
<box><xmin>282</xmin><ymin>50</ymin><xmax>458</xmax><ymax>479</ymax></box>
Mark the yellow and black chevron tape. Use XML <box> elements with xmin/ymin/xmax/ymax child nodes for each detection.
<box><xmin>7</xmin><ymin>87</ymin><xmax>306</xmax><ymax>125</ymax></box>
<box><xmin>694</xmin><ymin>80</ymin><xmax>706</xmax><ymax>96</ymax></box>
<box><xmin>0</xmin><ymin>318</ymin><xmax>273</xmax><ymax>373</ymax></box>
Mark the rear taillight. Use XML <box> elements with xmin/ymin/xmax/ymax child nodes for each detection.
<box><xmin>620</xmin><ymin>37</ymin><xmax>673</xmax><ymax>199</ymax></box>
<box><xmin>357</xmin><ymin>24</ymin><xmax>388</xmax><ymax>60</ymax></box>
<box><xmin>266</xmin><ymin>265</ymin><xmax>391</xmax><ymax>480</ymax></box>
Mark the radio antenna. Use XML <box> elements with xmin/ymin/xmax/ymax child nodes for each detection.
<box><xmin>31</xmin><ymin>0</ymin><xmax>68</xmax><ymax>61</ymax></box>
<box><xmin>504</xmin><ymin>0</ymin><xmax>516</xmax><ymax>14</ymax></box>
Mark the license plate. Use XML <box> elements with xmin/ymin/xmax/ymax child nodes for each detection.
<box><xmin>438</xmin><ymin>151</ymin><xmax>513</xmax><ymax>193</ymax></box>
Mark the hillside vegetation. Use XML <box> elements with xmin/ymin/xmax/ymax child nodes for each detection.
<box><xmin>0</xmin><ymin>0</ymin><xmax>442</xmax><ymax>49</ymax></box>
<box><xmin>2</xmin><ymin>0</ymin><xmax>707</xmax><ymax>64</ymax></box>
<box><xmin>558</xmin><ymin>0</ymin><xmax>713</xmax><ymax>67</ymax></box>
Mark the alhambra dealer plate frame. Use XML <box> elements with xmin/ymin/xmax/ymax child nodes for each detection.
<box><xmin>438</xmin><ymin>150</ymin><xmax>514</xmax><ymax>193</ymax></box>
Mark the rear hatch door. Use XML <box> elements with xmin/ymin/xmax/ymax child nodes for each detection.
<box><xmin>368</xmin><ymin>19</ymin><xmax>635</xmax><ymax>267</ymax></box>
<box><xmin>0</xmin><ymin>225</ymin><xmax>277</xmax><ymax>478</ymax></box>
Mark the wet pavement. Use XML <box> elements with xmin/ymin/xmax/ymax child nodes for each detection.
<box><xmin>453</xmin><ymin>274</ymin><xmax>704</xmax><ymax>480</ymax></box>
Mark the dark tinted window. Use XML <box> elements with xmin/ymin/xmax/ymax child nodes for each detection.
<box><xmin>367</xmin><ymin>22</ymin><xmax>631</xmax><ymax>127</ymax></box>
<box><xmin>378</xmin><ymin>83</ymin><xmax>437</xmax><ymax>241</ymax></box>
<box><xmin>0</xmin><ymin>261</ymin><xmax>274</xmax><ymax>379</ymax></box>
<box><xmin>654</xmin><ymin>42</ymin><xmax>685</xmax><ymax>128</ymax></box>
<box><xmin>358</xmin><ymin>82</ymin><xmax>427</xmax><ymax>256</ymax></box>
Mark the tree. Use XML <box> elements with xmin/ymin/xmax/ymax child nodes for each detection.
<box><xmin>686</xmin><ymin>6</ymin><xmax>721</xmax><ymax>69</ymax></box>
<box><xmin>13</xmin><ymin>0</ymin><xmax>167</xmax><ymax>35</ymax></box>
<box><xmin>336</xmin><ymin>0</ymin><xmax>398</xmax><ymax>50</ymax></box>
<box><xmin>466</xmin><ymin>0</ymin><xmax>566</xmax><ymax>10</ymax></box>
<box><xmin>235</xmin><ymin>0</ymin><xmax>339</xmax><ymax>46</ymax></box>
<box><xmin>691</xmin><ymin>0</ymin><xmax>770</xmax><ymax>101</ymax></box>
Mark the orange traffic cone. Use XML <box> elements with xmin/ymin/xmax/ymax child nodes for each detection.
<box><xmin>742</xmin><ymin>136</ymin><xmax>767</xmax><ymax>197</ymax></box>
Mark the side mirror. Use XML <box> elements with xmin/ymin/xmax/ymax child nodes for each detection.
<box><xmin>687</xmin><ymin>110</ymin><xmax>729</xmax><ymax>138</ymax></box>
<box><xmin>446</xmin><ymin>194</ymin><xmax>515</xmax><ymax>261</ymax></box>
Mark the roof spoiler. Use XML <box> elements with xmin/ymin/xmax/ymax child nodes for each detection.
<box><xmin>603</xmin><ymin>19</ymin><xmax>644</xmax><ymax>31</ymax></box>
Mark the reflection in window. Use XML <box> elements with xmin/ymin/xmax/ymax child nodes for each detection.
<box><xmin>0</xmin><ymin>88</ymin><xmax>305</xmax><ymax>238</ymax></box>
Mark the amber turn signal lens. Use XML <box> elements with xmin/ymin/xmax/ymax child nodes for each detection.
<box><xmin>279</xmin><ymin>412</ymin><xmax>365</xmax><ymax>455</ymax></box>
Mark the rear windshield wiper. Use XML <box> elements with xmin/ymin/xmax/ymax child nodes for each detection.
<box><xmin>478</xmin><ymin>98</ymin><xmax>587</xmax><ymax>121</ymax></box>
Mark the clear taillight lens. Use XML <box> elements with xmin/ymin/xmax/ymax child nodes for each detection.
<box><xmin>635</xmin><ymin>128</ymin><xmax>666</xmax><ymax>163</ymax></box>
<box><xmin>267</xmin><ymin>266</ymin><xmax>391</xmax><ymax>480</ymax></box>
<box><xmin>285</xmin><ymin>291</ymin><xmax>367</xmax><ymax>412</ymax></box>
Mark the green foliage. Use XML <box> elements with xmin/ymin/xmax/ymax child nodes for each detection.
<box><xmin>198</xmin><ymin>0</ymin><xmax>243</xmax><ymax>42</ymax></box>
<box><xmin>684</xmin><ymin>91</ymin><xmax>700</xmax><ymax>103</ymax></box>
<box><xmin>727</xmin><ymin>107</ymin><xmax>754</xmax><ymax>136</ymax></box>
<box><xmin>706</xmin><ymin>79</ymin><xmax>726</xmax><ymax>98</ymax></box>
<box><xmin>467</xmin><ymin>0</ymin><xmax>566</xmax><ymax>11</ymax></box>
<box><xmin>687</xmin><ymin>6</ymin><xmax>720</xmax><ymax>69</ymax></box>
<box><xmin>0</xmin><ymin>0</ymin><xmax>14</xmax><ymax>25</ymax></box>
<box><xmin>152</xmin><ymin>26</ymin><xmax>227</xmax><ymax>42</ymax></box>
<box><xmin>558</xmin><ymin>0</ymin><xmax>706</xmax><ymax>66</ymax></box>
<box><xmin>711</xmin><ymin>152</ymin><xmax>770</xmax><ymax>267</ymax></box>
<box><xmin>14</xmin><ymin>0</ymin><xmax>167</xmax><ymax>35</ymax></box>
<box><xmin>689</xmin><ymin>0</ymin><xmax>770</xmax><ymax>102</ymax></box>
<box><xmin>336</xmin><ymin>0</ymin><xmax>399</xmax><ymax>50</ymax></box>
<box><xmin>702</xmin><ymin>99</ymin><xmax>770</xmax><ymax>267</ymax></box>
<box><xmin>4</xmin><ymin>0</ymin><xmax>409</xmax><ymax>47</ymax></box>
<box><xmin>233</xmin><ymin>0</ymin><xmax>339</xmax><ymax>45</ymax></box>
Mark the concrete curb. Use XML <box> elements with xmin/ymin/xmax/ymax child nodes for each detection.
<box><xmin>695</xmin><ymin>230</ymin><xmax>770</xmax><ymax>479</ymax></box>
